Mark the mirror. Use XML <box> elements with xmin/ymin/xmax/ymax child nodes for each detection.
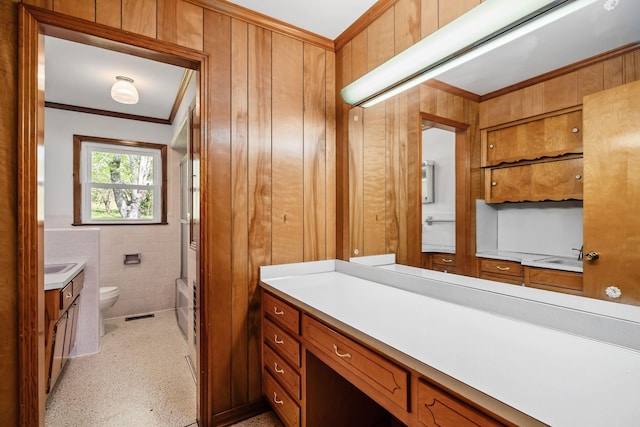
<box><xmin>346</xmin><ymin>1</ymin><xmax>640</xmax><ymax>307</ymax></box>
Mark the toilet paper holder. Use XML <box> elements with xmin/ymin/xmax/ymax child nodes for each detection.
<box><xmin>124</xmin><ymin>253</ymin><xmax>141</xmax><ymax>265</ymax></box>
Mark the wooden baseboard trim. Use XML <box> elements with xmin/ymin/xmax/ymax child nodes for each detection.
<box><xmin>212</xmin><ymin>399</ymin><xmax>271</xmax><ymax>427</ymax></box>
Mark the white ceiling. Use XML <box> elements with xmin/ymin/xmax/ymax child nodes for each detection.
<box><xmin>226</xmin><ymin>0</ymin><xmax>377</xmax><ymax>40</ymax></box>
<box><xmin>43</xmin><ymin>0</ymin><xmax>640</xmax><ymax>120</ymax></box>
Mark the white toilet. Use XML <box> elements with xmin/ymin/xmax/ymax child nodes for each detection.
<box><xmin>99</xmin><ymin>286</ymin><xmax>120</xmax><ymax>337</ymax></box>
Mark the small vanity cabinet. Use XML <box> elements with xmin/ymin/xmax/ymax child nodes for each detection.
<box><xmin>422</xmin><ymin>253</ymin><xmax>457</xmax><ymax>274</ymax></box>
<box><xmin>479</xmin><ymin>259</ymin><xmax>524</xmax><ymax>285</ymax></box>
<box><xmin>45</xmin><ymin>270</ymin><xmax>84</xmax><ymax>393</ymax></box>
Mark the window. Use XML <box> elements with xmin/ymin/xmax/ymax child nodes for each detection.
<box><xmin>73</xmin><ymin>135</ymin><xmax>167</xmax><ymax>225</ymax></box>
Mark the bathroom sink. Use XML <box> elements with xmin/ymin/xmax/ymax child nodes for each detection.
<box><xmin>44</xmin><ymin>263</ymin><xmax>77</xmax><ymax>275</ymax></box>
<box><xmin>534</xmin><ymin>257</ymin><xmax>583</xmax><ymax>268</ymax></box>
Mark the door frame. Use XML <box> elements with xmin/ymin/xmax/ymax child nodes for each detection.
<box><xmin>17</xmin><ymin>5</ymin><xmax>210</xmax><ymax>425</ymax></box>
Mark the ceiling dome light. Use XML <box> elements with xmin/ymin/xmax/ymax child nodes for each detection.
<box><xmin>111</xmin><ymin>76</ymin><xmax>139</xmax><ymax>105</ymax></box>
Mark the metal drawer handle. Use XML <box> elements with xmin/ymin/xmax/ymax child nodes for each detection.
<box><xmin>333</xmin><ymin>344</ymin><xmax>352</xmax><ymax>359</ymax></box>
<box><xmin>273</xmin><ymin>392</ymin><xmax>283</xmax><ymax>405</ymax></box>
<box><xmin>572</xmin><ymin>127</ymin><xmax>579</xmax><ymax>133</ymax></box>
<box><xmin>66</xmin><ymin>292</ymin><xmax>73</xmax><ymax>299</ymax></box>
<box><xmin>274</xmin><ymin>335</ymin><xmax>284</xmax><ymax>345</ymax></box>
<box><xmin>274</xmin><ymin>362</ymin><xmax>285</xmax><ymax>374</ymax></box>
<box><xmin>273</xmin><ymin>307</ymin><xmax>284</xmax><ymax>315</ymax></box>
<box><xmin>441</xmin><ymin>258</ymin><xmax>453</xmax><ymax>263</ymax></box>
<box><xmin>496</xmin><ymin>266</ymin><xmax>510</xmax><ymax>271</ymax></box>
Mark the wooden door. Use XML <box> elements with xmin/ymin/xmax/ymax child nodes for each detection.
<box><xmin>583</xmin><ymin>80</ymin><xmax>640</xmax><ymax>305</ymax></box>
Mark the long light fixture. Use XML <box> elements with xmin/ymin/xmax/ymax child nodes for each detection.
<box><xmin>111</xmin><ymin>76</ymin><xmax>139</xmax><ymax>105</ymax></box>
<box><xmin>341</xmin><ymin>0</ymin><xmax>597</xmax><ymax>108</ymax></box>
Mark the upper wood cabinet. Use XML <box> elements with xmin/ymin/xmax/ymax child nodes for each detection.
<box><xmin>481</xmin><ymin>108</ymin><xmax>583</xmax><ymax>167</ymax></box>
<box><xmin>485</xmin><ymin>156</ymin><xmax>583</xmax><ymax>203</ymax></box>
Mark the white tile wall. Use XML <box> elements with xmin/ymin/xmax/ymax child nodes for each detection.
<box><xmin>45</xmin><ymin>228</ymin><xmax>100</xmax><ymax>356</ymax></box>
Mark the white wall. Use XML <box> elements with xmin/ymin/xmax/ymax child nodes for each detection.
<box><xmin>422</xmin><ymin>127</ymin><xmax>456</xmax><ymax>252</ymax></box>
<box><xmin>44</xmin><ymin>107</ymin><xmax>182</xmax><ymax>318</ymax></box>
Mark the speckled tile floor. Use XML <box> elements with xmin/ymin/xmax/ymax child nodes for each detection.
<box><xmin>46</xmin><ymin>309</ymin><xmax>197</xmax><ymax>426</ymax></box>
<box><xmin>45</xmin><ymin>308</ymin><xmax>283</xmax><ymax>427</ymax></box>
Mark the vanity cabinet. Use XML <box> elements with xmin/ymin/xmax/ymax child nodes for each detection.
<box><xmin>262</xmin><ymin>291</ymin><xmax>302</xmax><ymax>427</ymax></box>
<box><xmin>524</xmin><ymin>267</ymin><xmax>583</xmax><ymax>296</ymax></box>
<box><xmin>45</xmin><ymin>270</ymin><xmax>84</xmax><ymax>393</ymax></box>
<box><xmin>479</xmin><ymin>259</ymin><xmax>524</xmax><ymax>285</ymax></box>
<box><xmin>485</xmin><ymin>156</ymin><xmax>583</xmax><ymax>203</ymax></box>
<box><xmin>417</xmin><ymin>379</ymin><xmax>504</xmax><ymax>427</ymax></box>
<box><xmin>422</xmin><ymin>253</ymin><xmax>456</xmax><ymax>273</ymax></box>
<box><xmin>262</xmin><ymin>290</ymin><xmax>507</xmax><ymax>427</ymax></box>
<box><xmin>482</xmin><ymin>108</ymin><xmax>582</xmax><ymax>167</ymax></box>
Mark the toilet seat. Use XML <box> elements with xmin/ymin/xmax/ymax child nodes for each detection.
<box><xmin>100</xmin><ymin>286</ymin><xmax>119</xmax><ymax>299</ymax></box>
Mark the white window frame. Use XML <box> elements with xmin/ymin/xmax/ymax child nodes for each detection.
<box><xmin>74</xmin><ymin>136</ymin><xmax>166</xmax><ymax>225</ymax></box>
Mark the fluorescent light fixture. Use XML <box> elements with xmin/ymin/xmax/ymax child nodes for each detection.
<box><xmin>111</xmin><ymin>76</ymin><xmax>139</xmax><ymax>105</ymax></box>
<box><xmin>342</xmin><ymin>0</ymin><xmax>597</xmax><ymax>108</ymax></box>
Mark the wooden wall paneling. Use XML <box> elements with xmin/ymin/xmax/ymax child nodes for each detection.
<box><xmin>438</xmin><ymin>0</ymin><xmax>480</xmax><ymax>27</ymax></box>
<box><xmin>363</xmin><ymin>103</ymin><xmax>387</xmax><ymax>255</ymax></box>
<box><xmin>177</xmin><ymin>1</ymin><xmax>204</xmax><ymax>51</ymax></box>
<box><xmin>385</xmin><ymin>95</ymin><xmax>406</xmax><ymax>262</ymax></box>
<box><xmin>22</xmin><ymin>0</ymin><xmax>51</xmax><ymax>9</ymax></box>
<box><xmin>247</xmin><ymin>25</ymin><xmax>272</xmax><ymax>405</ymax></box>
<box><xmin>230</xmin><ymin>18</ymin><xmax>250</xmax><ymax>405</ymax></box>
<box><xmin>122</xmin><ymin>0</ymin><xmax>157</xmax><ymax>39</ymax></box>
<box><xmin>53</xmin><ymin>0</ymin><xmax>95</xmax><ymax>21</ymax></box>
<box><xmin>349</xmin><ymin>107</ymin><xmax>364</xmax><ymax>258</ymax></box>
<box><xmin>159</xmin><ymin>0</ymin><xmax>205</xmax><ymax>50</ymax></box>
<box><xmin>303</xmin><ymin>43</ymin><xmax>327</xmax><ymax>261</ymax></box>
<box><xmin>522</xmin><ymin>83</ymin><xmax>544</xmax><ymax>119</ymax></box>
<box><xmin>602</xmin><ymin>56</ymin><xmax>623</xmax><ymax>89</ymax></box>
<box><xmin>96</xmin><ymin>0</ymin><xmax>121</xmax><ymax>28</ymax></box>
<box><xmin>542</xmin><ymin>72</ymin><xmax>578</xmax><ymax>113</ymax></box>
<box><xmin>351</xmin><ymin>31</ymin><xmax>367</xmax><ymax>82</ymax></box>
<box><xmin>203</xmin><ymin>9</ymin><xmax>233</xmax><ymax>414</ymax></box>
<box><xmin>421</xmin><ymin>0</ymin><xmax>438</xmax><ymax>39</ymax></box>
<box><xmin>394</xmin><ymin>0</ymin><xmax>420</xmax><ymax>54</ymax></box>
<box><xmin>577</xmin><ymin>62</ymin><xmax>604</xmax><ymax>101</ymax></box>
<box><xmin>466</xmin><ymin>100</ymin><xmax>481</xmax><ymax>276</ymax></box>
<box><xmin>406</xmin><ymin>87</ymin><xmax>422</xmax><ymax>267</ymax></box>
<box><xmin>325</xmin><ymin>50</ymin><xmax>337</xmax><ymax>260</ymax></box>
<box><xmin>420</xmin><ymin>83</ymin><xmax>438</xmax><ymax>115</ymax></box>
<box><xmin>624</xmin><ymin>50</ymin><xmax>640</xmax><ymax>82</ymax></box>
<box><xmin>436</xmin><ymin>89</ymin><xmax>465</xmax><ymax>123</ymax></box>
<box><xmin>271</xmin><ymin>33</ymin><xmax>304</xmax><ymax>265</ymax></box>
<box><xmin>367</xmin><ymin>8</ymin><xmax>394</xmax><ymax>71</ymax></box>
<box><xmin>336</xmin><ymin>43</ymin><xmax>351</xmax><ymax>260</ymax></box>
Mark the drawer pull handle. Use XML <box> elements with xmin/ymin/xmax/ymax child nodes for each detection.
<box><xmin>273</xmin><ymin>392</ymin><xmax>284</xmax><ymax>405</ymax></box>
<box><xmin>496</xmin><ymin>266</ymin><xmax>510</xmax><ymax>271</ymax></box>
<box><xmin>488</xmin><ymin>144</ymin><xmax>494</xmax><ymax>149</ymax></box>
<box><xmin>333</xmin><ymin>344</ymin><xmax>352</xmax><ymax>359</ymax></box>
<box><xmin>273</xmin><ymin>307</ymin><xmax>284</xmax><ymax>315</ymax></box>
<box><xmin>572</xmin><ymin>127</ymin><xmax>579</xmax><ymax>133</ymax></box>
<box><xmin>274</xmin><ymin>362</ymin><xmax>285</xmax><ymax>374</ymax></box>
<box><xmin>441</xmin><ymin>258</ymin><xmax>453</xmax><ymax>263</ymax></box>
<box><xmin>274</xmin><ymin>335</ymin><xmax>284</xmax><ymax>345</ymax></box>
<box><xmin>66</xmin><ymin>292</ymin><xmax>73</xmax><ymax>299</ymax></box>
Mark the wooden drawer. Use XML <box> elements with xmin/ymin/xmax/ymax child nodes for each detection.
<box><xmin>525</xmin><ymin>267</ymin><xmax>583</xmax><ymax>295</ymax></box>
<box><xmin>72</xmin><ymin>270</ymin><xmax>85</xmax><ymax>296</ymax></box>
<box><xmin>59</xmin><ymin>281</ymin><xmax>75</xmax><ymax>311</ymax></box>
<box><xmin>264</xmin><ymin>318</ymin><xmax>301</xmax><ymax>368</ymax></box>
<box><xmin>263</xmin><ymin>370</ymin><xmax>300</xmax><ymax>427</ymax></box>
<box><xmin>302</xmin><ymin>315</ymin><xmax>409</xmax><ymax>413</ymax></box>
<box><xmin>479</xmin><ymin>259</ymin><xmax>523</xmax><ymax>277</ymax></box>
<box><xmin>263</xmin><ymin>291</ymin><xmax>300</xmax><ymax>335</ymax></box>
<box><xmin>483</xmin><ymin>109</ymin><xmax>582</xmax><ymax>167</ymax></box>
<box><xmin>485</xmin><ymin>157</ymin><xmax>583</xmax><ymax>203</ymax></box>
<box><xmin>432</xmin><ymin>253</ymin><xmax>456</xmax><ymax>267</ymax></box>
<box><xmin>263</xmin><ymin>344</ymin><xmax>301</xmax><ymax>400</ymax></box>
<box><xmin>417</xmin><ymin>379</ymin><xmax>504</xmax><ymax>427</ymax></box>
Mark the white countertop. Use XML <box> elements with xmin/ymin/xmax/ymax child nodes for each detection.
<box><xmin>44</xmin><ymin>260</ymin><xmax>87</xmax><ymax>291</ymax></box>
<box><xmin>260</xmin><ymin>260</ymin><xmax>640</xmax><ymax>427</ymax></box>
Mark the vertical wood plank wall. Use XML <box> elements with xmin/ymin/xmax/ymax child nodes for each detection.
<box><xmin>16</xmin><ymin>0</ymin><xmax>337</xmax><ymax>422</ymax></box>
<box><xmin>337</xmin><ymin>0</ymin><xmax>481</xmax><ymax>267</ymax></box>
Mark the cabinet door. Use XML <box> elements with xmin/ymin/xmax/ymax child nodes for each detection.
<box><xmin>484</xmin><ymin>109</ymin><xmax>582</xmax><ymax>166</ymax></box>
<box><xmin>48</xmin><ymin>313</ymin><xmax>68</xmax><ymax>393</ymax></box>
<box><xmin>486</xmin><ymin>157</ymin><xmax>583</xmax><ymax>203</ymax></box>
<box><xmin>583</xmin><ymin>80</ymin><xmax>640</xmax><ymax>305</ymax></box>
<box><xmin>63</xmin><ymin>296</ymin><xmax>80</xmax><ymax>361</ymax></box>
